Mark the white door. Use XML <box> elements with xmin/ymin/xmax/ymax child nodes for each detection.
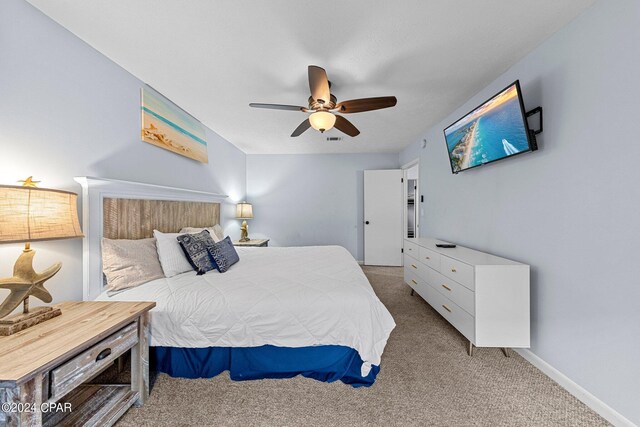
<box><xmin>364</xmin><ymin>169</ymin><xmax>403</xmax><ymax>266</ymax></box>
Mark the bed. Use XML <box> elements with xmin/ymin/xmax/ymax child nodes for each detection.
<box><xmin>76</xmin><ymin>177</ymin><xmax>395</xmax><ymax>387</ymax></box>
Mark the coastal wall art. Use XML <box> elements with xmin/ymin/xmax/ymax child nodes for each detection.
<box><xmin>140</xmin><ymin>86</ymin><xmax>208</xmax><ymax>163</ymax></box>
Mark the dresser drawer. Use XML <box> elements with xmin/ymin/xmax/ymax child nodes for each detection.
<box><xmin>50</xmin><ymin>322</ymin><xmax>138</xmax><ymax>401</ymax></box>
<box><xmin>404</xmin><ymin>255</ymin><xmax>419</xmax><ymax>272</ymax></box>
<box><xmin>404</xmin><ymin>274</ymin><xmax>426</xmax><ymax>291</ymax></box>
<box><xmin>427</xmin><ymin>267</ymin><xmax>475</xmax><ymax>316</ymax></box>
<box><xmin>419</xmin><ymin>247</ymin><xmax>440</xmax><ymax>270</ymax></box>
<box><xmin>404</xmin><ymin>240</ymin><xmax>420</xmax><ymax>260</ymax></box>
<box><xmin>404</xmin><ymin>266</ymin><xmax>421</xmax><ymax>289</ymax></box>
<box><xmin>409</xmin><ymin>274</ymin><xmax>432</xmax><ymax>304</ymax></box>
<box><xmin>404</xmin><ymin>255</ymin><xmax>428</xmax><ymax>280</ymax></box>
<box><xmin>426</xmin><ymin>284</ymin><xmax>475</xmax><ymax>342</ymax></box>
<box><xmin>440</xmin><ymin>255</ymin><xmax>475</xmax><ymax>290</ymax></box>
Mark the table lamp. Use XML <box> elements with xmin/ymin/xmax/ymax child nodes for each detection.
<box><xmin>0</xmin><ymin>178</ymin><xmax>83</xmax><ymax>335</ymax></box>
<box><xmin>236</xmin><ymin>202</ymin><xmax>253</xmax><ymax>242</ymax></box>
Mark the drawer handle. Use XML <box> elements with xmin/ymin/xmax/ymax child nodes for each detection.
<box><xmin>425</xmin><ymin>256</ymin><xmax>430</xmax><ymax>260</ymax></box>
<box><xmin>451</xmin><ymin>268</ymin><xmax>457</xmax><ymax>273</ymax></box>
<box><xmin>411</xmin><ymin>279</ymin><xmax>418</xmax><ymax>285</ymax></box>
<box><xmin>96</xmin><ymin>348</ymin><xmax>112</xmax><ymax>362</ymax></box>
<box><xmin>442</xmin><ymin>284</ymin><xmax>451</xmax><ymax>291</ymax></box>
<box><xmin>411</xmin><ymin>264</ymin><xmax>417</xmax><ymax>269</ymax></box>
<box><xmin>442</xmin><ymin>304</ymin><xmax>452</xmax><ymax>313</ymax></box>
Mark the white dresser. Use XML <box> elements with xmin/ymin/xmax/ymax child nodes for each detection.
<box><xmin>404</xmin><ymin>237</ymin><xmax>530</xmax><ymax>355</ymax></box>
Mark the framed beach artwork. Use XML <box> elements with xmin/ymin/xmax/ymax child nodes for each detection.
<box><xmin>140</xmin><ymin>86</ymin><xmax>208</xmax><ymax>163</ymax></box>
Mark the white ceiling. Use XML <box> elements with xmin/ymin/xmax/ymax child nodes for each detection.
<box><xmin>26</xmin><ymin>0</ymin><xmax>595</xmax><ymax>154</ymax></box>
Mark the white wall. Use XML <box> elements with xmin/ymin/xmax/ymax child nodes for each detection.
<box><xmin>400</xmin><ymin>0</ymin><xmax>640</xmax><ymax>423</ymax></box>
<box><xmin>3</xmin><ymin>0</ymin><xmax>636</xmax><ymax>421</ymax></box>
<box><xmin>246</xmin><ymin>153</ymin><xmax>399</xmax><ymax>261</ymax></box>
<box><xmin>0</xmin><ymin>0</ymin><xmax>246</xmax><ymax>306</ymax></box>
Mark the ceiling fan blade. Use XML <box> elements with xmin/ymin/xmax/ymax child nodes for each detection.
<box><xmin>334</xmin><ymin>115</ymin><xmax>360</xmax><ymax>137</ymax></box>
<box><xmin>308</xmin><ymin>65</ymin><xmax>331</xmax><ymax>105</ymax></box>
<box><xmin>250</xmin><ymin>103</ymin><xmax>308</xmax><ymax>112</ymax></box>
<box><xmin>335</xmin><ymin>96</ymin><xmax>397</xmax><ymax>114</ymax></box>
<box><xmin>291</xmin><ymin>119</ymin><xmax>311</xmax><ymax>137</ymax></box>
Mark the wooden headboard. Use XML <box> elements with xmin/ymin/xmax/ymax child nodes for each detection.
<box><xmin>75</xmin><ymin>177</ymin><xmax>228</xmax><ymax>300</ymax></box>
<box><xmin>103</xmin><ymin>198</ymin><xmax>220</xmax><ymax>239</ymax></box>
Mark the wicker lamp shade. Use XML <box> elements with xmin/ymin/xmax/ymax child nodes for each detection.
<box><xmin>0</xmin><ymin>185</ymin><xmax>84</xmax><ymax>244</ymax></box>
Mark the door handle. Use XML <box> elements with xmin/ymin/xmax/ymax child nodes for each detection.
<box><xmin>365</xmin><ymin>221</ymin><xmax>370</xmax><ymax>225</ymax></box>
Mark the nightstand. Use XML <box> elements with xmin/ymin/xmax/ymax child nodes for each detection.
<box><xmin>0</xmin><ymin>301</ymin><xmax>155</xmax><ymax>427</ymax></box>
<box><xmin>233</xmin><ymin>239</ymin><xmax>269</xmax><ymax>247</ymax></box>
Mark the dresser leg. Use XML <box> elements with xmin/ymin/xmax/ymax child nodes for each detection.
<box><xmin>468</xmin><ymin>341</ymin><xmax>474</xmax><ymax>356</ymax></box>
<box><xmin>1</xmin><ymin>373</ymin><xmax>44</xmax><ymax>427</ymax></box>
<box><xmin>410</xmin><ymin>289</ymin><xmax>415</xmax><ymax>296</ymax></box>
<box><xmin>116</xmin><ymin>354</ymin><xmax>126</xmax><ymax>373</ymax></box>
<box><xmin>501</xmin><ymin>347</ymin><xmax>510</xmax><ymax>358</ymax></box>
<box><xmin>131</xmin><ymin>312</ymin><xmax>150</xmax><ymax>407</ymax></box>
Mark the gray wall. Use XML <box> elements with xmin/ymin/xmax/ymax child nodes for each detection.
<box><xmin>0</xmin><ymin>0</ymin><xmax>246</xmax><ymax>305</ymax></box>
<box><xmin>400</xmin><ymin>0</ymin><xmax>640</xmax><ymax>422</ymax></box>
<box><xmin>247</xmin><ymin>154</ymin><xmax>399</xmax><ymax>261</ymax></box>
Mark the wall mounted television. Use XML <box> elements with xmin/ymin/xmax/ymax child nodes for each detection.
<box><xmin>444</xmin><ymin>80</ymin><xmax>538</xmax><ymax>174</ymax></box>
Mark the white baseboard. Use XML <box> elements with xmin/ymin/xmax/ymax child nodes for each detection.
<box><xmin>515</xmin><ymin>349</ymin><xmax>636</xmax><ymax>427</ymax></box>
<box><xmin>357</xmin><ymin>260</ymin><xmax>364</xmax><ymax>265</ymax></box>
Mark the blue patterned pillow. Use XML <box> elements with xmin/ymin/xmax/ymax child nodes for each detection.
<box><xmin>208</xmin><ymin>236</ymin><xmax>240</xmax><ymax>273</ymax></box>
<box><xmin>176</xmin><ymin>230</ymin><xmax>218</xmax><ymax>274</ymax></box>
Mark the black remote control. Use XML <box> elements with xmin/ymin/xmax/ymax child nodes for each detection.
<box><xmin>436</xmin><ymin>243</ymin><xmax>456</xmax><ymax>248</ymax></box>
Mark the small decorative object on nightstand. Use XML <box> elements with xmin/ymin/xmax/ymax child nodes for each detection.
<box><xmin>0</xmin><ymin>301</ymin><xmax>155</xmax><ymax>427</ymax></box>
<box><xmin>233</xmin><ymin>239</ymin><xmax>269</xmax><ymax>247</ymax></box>
<box><xmin>236</xmin><ymin>201</ymin><xmax>254</xmax><ymax>242</ymax></box>
<box><xmin>0</xmin><ymin>179</ymin><xmax>84</xmax><ymax>336</ymax></box>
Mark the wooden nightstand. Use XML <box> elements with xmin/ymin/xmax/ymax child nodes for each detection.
<box><xmin>233</xmin><ymin>239</ymin><xmax>269</xmax><ymax>247</ymax></box>
<box><xmin>0</xmin><ymin>301</ymin><xmax>155</xmax><ymax>427</ymax></box>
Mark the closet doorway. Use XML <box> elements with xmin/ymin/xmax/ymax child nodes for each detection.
<box><xmin>403</xmin><ymin>161</ymin><xmax>419</xmax><ymax>241</ymax></box>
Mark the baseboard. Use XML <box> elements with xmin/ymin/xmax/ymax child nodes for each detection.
<box><xmin>357</xmin><ymin>260</ymin><xmax>364</xmax><ymax>265</ymax></box>
<box><xmin>514</xmin><ymin>349</ymin><xmax>636</xmax><ymax>427</ymax></box>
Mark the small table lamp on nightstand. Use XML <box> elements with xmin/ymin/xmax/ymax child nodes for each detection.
<box><xmin>0</xmin><ymin>179</ymin><xmax>84</xmax><ymax>335</ymax></box>
<box><xmin>236</xmin><ymin>201</ymin><xmax>253</xmax><ymax>242</ymax></box>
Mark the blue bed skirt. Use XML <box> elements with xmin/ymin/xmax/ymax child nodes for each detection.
<box><xmin>152</xmin><ymin>345</ymin><xmax>380</xmax><ymax>387</ymax></box>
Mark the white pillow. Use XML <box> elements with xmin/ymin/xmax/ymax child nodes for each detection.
<box><xmin>153</xmin><ymin>230</ymin><xmax>193</xmax><ymax>277</ymax></box>
<box><xmin>180</xmin><ymin>225</ymin><xmax>224</xmax><ymax>242</ymax></box>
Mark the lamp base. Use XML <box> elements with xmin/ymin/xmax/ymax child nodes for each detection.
<box><xmin>0</xmin><ymin>306</ymin><xmax>61</xmax><ymax>336</ymax></box>
<box><xmin>239</xmin><ymin>219</ymin><xmax>250</xmax><ymax>242</ymax></box>
<box><xmin>0</xmin><ymin>247</ymin><xmax>61</xmax><ymax>319</ymax></box>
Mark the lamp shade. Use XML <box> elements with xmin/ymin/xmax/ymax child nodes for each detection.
<box><xmin>0</xmin><ymin>185</ymin><xmax>84</xmax><ymax>244</ymax></box>
<box><xmin>235</xmin><ymin>202</ymin><xmax>253</xmax><ymax>219</ymax></box>
<box><xmin>308</xmin><ymin>111</ymin><xmax>336</xmax><ymax>133</ymax></box>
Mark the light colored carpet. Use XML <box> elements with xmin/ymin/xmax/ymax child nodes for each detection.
<box><xmin>115</xmin><ymin>266</ymin><xmax>608</xmax><ymax>426</ymax></box>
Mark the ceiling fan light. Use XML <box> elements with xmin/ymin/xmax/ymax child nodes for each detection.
<box><xmin>309</xmin><ymin>111</ymin><xmax>336</xmax><ymax>133</ymax></box>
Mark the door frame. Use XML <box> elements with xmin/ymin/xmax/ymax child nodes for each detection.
<box><xmin>401</xmin><ymin>159</ymin><xmax>420</xmax><ymax>262</ymax></box>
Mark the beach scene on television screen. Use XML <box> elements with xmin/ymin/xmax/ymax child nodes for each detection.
<box><xmin>445</xmin><ymin>84</ymin><xmax>529</xmax><ymax>173</ymax></box>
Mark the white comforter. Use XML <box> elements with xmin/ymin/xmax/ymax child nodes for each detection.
<box><xmin>97</xmin><ymin>245</ymin><xmax>395</xmax><ymax>376</ymax></box>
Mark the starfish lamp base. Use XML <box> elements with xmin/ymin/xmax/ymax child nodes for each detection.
<box><xmin>0</xmin><ymin>306</ymin><xmax>61</xmax><ymax>336</ymax></box>
<box><xmin>0</xmin><ymin>245</ymin><xmax>63</xmax><ymax>335</ymax></box>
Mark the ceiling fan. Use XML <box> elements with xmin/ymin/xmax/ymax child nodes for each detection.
<box><xmin>249</xmin><ymin>66</ymin><xmax>397</xmax><ymax>137</ymax></box>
